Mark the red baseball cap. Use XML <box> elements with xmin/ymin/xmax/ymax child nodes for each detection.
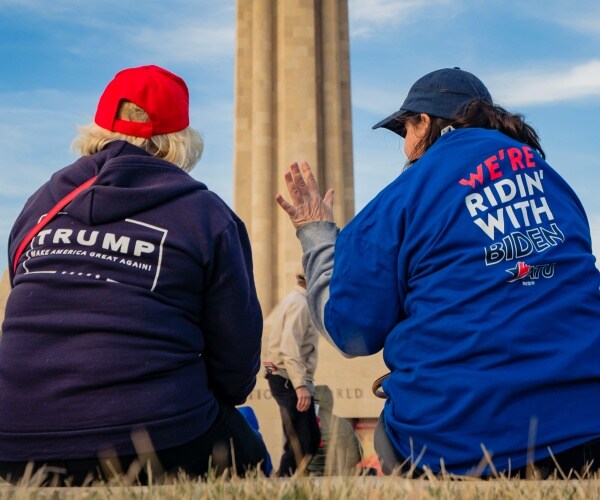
<box><xmin>95</xmin><ymin>65</ymin><xmax>189</xmax><ymax>138</ymax></box>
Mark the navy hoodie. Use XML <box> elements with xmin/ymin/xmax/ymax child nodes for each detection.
<box><xmin>0</xmin><ymin>141</ymin><xmax>262</xmax><ymax>460</ymax></box>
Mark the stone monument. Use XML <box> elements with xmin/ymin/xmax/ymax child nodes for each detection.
<box><xmin>234</xmin><ymin>0</ymin><xmax>355</xmax><ymax>313</ymax></box>
<box><xmin>233</xmin><ymin>0</ymin><xmax>386</xmax><ymax>472</ymax></box>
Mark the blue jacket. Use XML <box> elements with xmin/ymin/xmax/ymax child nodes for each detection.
<box><xmin>0</xmin><ymin>141</ymin><xmax>262</xmax><ymax>461</ymax></box>
<box><xmin>302</xmin><ymin>128</ymin><xmax>600</xmax><ymax>474</ymax></box>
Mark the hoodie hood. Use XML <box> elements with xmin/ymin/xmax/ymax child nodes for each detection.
<box><xmin>48</xmin><ymin>141</ymin><xmax>206</xmax><ymax>225</ymax></box>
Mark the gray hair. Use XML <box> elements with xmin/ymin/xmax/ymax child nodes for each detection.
<box><xmin>71</xmin><ymin>101</ymin><xmax>204</xmax><ymax>173</ymax></box>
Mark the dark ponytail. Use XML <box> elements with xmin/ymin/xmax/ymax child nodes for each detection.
<box><xmin>452</xmin><ymin>100</ymin><xmax>545</xmax><ymax>159</ymax></box>
<box><xmin>404</xmin><ymin>100</ymin><xmax>545</xmax><ymax>169</ymax></box>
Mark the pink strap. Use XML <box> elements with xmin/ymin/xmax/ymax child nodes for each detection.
<box><xmin>12</xmin><ymin>176</ymin><xmax>98</xmax><ymax>274</ymax></box>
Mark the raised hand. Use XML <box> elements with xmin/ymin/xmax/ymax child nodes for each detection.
<box><xmin>276</xmin><ymin>161</ymin><xmax>335</xmax><ymax>229</ymax></box>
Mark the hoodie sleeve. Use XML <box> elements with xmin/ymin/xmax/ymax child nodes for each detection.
<box><xmin>201</xmin><ymin>218</ymin><xmax>262</xmax><ymax>406</ymax></box>
<box><xmin>7</xmin><ymin>182</ymin><xmax>54</xmax><ymax>284</ymax></box>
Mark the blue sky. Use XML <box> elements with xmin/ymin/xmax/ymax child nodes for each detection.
<box><xmin>0</xmin><ymin>0</ymin><xmax>599</xmax><ymax>272</ymax></box>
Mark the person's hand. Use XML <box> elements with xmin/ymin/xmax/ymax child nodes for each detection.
<box><xmin>276</xmin><ymin>161</ymin><xmax>335</xmax><ymax>230</ymax></box>
<box><xmin>295</xmin><ymin>386</ymin><xmax>311</xmax><ymax>412</ymax></box>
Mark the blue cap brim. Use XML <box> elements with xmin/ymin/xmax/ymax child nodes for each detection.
<box><xmin>372</xmin><ymin>109</ymin><xmax>409</xmax><ymax>137</ymax></box>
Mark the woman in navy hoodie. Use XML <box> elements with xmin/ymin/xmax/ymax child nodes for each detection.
<box><xmin>276</xmin><ymin>68</ymin><xmax>600</xmax><ymax>478</ymax></box>
<box><xmin>0</xmin><ymin>65</ymin><xmax>267</xmax><ymax>484</ymax></box>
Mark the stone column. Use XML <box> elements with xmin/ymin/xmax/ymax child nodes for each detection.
<box><xmin>320</xmin><ymin>0</ymin><xmax>354</xmax><ymax>224</ymax></box>
<box><xmin>234</xmin><ymin>0</ymin><xmax>355</xmax><ymax>313</ymax></box>
<box><xmin>234</xmin><ymin>2</ymin><xmax>386</xmax><ymax>471</ymax></box>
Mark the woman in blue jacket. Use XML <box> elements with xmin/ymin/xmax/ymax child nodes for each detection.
<box><xmin>276</xmin><ymin>67</ymin><xmax>600</xmax><ymax>478</ymax></box>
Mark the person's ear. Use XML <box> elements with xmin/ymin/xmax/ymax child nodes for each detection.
<box><xmin>416</xmin><ymin>113</ymin><xmax>431</xmax><ymax>137</ymax></box>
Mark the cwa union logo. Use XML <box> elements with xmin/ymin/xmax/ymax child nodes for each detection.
<box><xmin>505</xmin><ymin>261</ymin><xmax>556</xmax><ymax>285</ymax></box>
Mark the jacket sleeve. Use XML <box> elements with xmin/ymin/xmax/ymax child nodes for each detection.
<box><xmin>325</xmin><ymin>229</ymin><xmax>401</xmax><ymax>356</ymax></box>
<box><xmin>298</xmin><ymin>220</ymin><xmax>402</xmax><ymax>357</ymax></box>
<box><xmin>201</xmin><ymin>219</ymin><xmax>262</xmax><ymax>406</ymax></box>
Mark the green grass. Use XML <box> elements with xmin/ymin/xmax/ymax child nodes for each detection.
<box><xmin>1</xmin><ymin>471</ymin><xmax>599</xmax><ymax>499</ymax></box>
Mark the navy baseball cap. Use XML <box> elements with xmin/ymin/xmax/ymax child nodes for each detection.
<box><xmin>372</xmin><ymin>67</ymin><xmax>493</xmax><ymax>137</ymax></box>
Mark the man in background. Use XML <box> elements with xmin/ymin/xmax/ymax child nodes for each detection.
<box><xmin>265</xmin><ymin>265</ymin><xmax>321</xmax><ymax>476</ymax></box>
